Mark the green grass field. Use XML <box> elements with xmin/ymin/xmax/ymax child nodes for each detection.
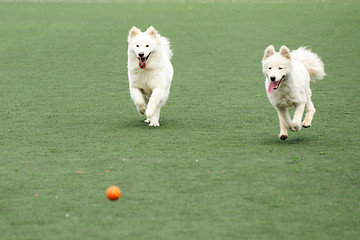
<box><xmin>0</xmin><ymin>0</ymin><xmax>359</xmax><ymax>239</ymax></box>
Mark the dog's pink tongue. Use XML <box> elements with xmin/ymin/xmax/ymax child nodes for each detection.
<box><xmin>267</xmin><ymin>81</ymin><xmax>277</xmax><ymax>94</ymax></box>
<box><xmin>139</xmin><ymin>58</ymin><xmax>146</xmax><ymax>69</ymax></box>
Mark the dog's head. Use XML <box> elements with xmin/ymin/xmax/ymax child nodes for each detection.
<box><xmin>128</xmin><ymin>26</ymin><xmax>159</xmax><ymax>69</ymax></box>
<box><xmin>262</xmin><ymin>45</ymin><xmax>292</xmax><ymax>94</ymax></box>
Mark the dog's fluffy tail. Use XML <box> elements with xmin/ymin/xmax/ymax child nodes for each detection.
<box><xmin>292</xmin><ymin>47</ymin><xmax>326</xmax><ymax>81</ymax></box>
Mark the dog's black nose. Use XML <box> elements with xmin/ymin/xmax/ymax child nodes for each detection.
<box><xmin>138</xmin><ymin>52</ymin><xmax>144</xmax><ymax>58</ymax></box>
<box><xmin>270</xmin><ymin>77</ymin><xmax>276</xmax><ymax>82</ymax></box>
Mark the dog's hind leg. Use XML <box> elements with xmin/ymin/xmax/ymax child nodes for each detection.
<box><xmin>302</xmin><ymin>100</ymin><xmax>316</xmax><ymax>128</ymax></box>
<box><xmin>291</xmin><ymin>103</ymin><xmax>305</xmax><ymax>132</ymax></box>
<box><xmin>276</xmin><ymin>107</ymin><xmax>291</xmax><ymax>140</ymax></box>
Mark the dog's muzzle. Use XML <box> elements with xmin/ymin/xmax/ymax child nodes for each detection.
<box><xmin>138</xmin><ymin>52</ymin><xmax>151</xmax><ymax>69</ymax></box>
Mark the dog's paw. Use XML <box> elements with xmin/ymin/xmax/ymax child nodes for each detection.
<box><xmin>136</xmin><ymin>104</ymin><xmax>146</xmax><ymax>115</ymax></box>
<box><xmin>290</xmin><ymin>123</ymin><xmax>301</xmax><ymax>132</ymax></box>
<box><xmin>279</xmin><ymin>134</ymin><xmax>288</xmax><ymax>140</ymax></box>
<box><xmin>302</xmin><ymin>120</ymin><xmax>312</xmax><ymax>128</ymax></box>
<box><xmin>145</xmin><ymin>118</ymin><xmax>159</xmax><ymax>127</ymax></box>
<box><xmin>148</xmin><ymin>120</ymin><xmax>160</xmax><ymax>127</ymax></box>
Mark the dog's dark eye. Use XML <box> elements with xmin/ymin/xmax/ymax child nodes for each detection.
<box><xmin>279</xmin><ymin>67</ymin><xmax>283</xmax><ymax>70</ymax></box>
<box><xmin>268</xmin><ymin>67</ymin><xmax>272</xmax><ymax>70</ymax></box>
<box><xmin>136</xmin><ymin>45</ymin><xmax>139</xmax><ymax>47</ymax></box>
<box><xmin>146</xmin><ymin>45</ymin><xmax>149</xmax><ymax>47</ymax></box>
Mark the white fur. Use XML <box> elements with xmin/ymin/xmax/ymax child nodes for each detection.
<box><xmin>127</xmin><ymin>26</ymin><xmax>174</xmax><ymax>127</ymax></box>
<box><xmin>262</xmin><ymin>45</ymin><xmax>325</xmax><ymax>140</ymax></box>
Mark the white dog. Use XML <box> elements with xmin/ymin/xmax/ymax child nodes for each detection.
<box><xmin>262</xmin><ymin>45</ymin><xmax>325</xmax><ymax>140</ymax></box>
<box><xmin>127</xmin><ymin>26</ymin><xmax>174</xmax><ymax>127</ymax></box>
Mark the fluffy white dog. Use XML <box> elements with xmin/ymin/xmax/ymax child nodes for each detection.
<box><xmin>127</xmin><ymin>26</ymin><xmax>174</xmax><ymax>127</ymax></box>
<box><xmin>262</xmin><ymin>45</ymin><xmax>326</xmax><ymax>140</ymax></box>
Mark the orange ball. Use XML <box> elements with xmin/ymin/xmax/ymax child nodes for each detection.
<box><xmin>106</xmin><ymin>186</ymin><xmax>121</xmax><ymax>201</ymax></box>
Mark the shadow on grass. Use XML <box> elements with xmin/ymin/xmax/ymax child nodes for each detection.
<box><xmin>113</xmin><ymin>118</ymin><xmax>185</xmax><ymax>130</ymax></box>
<box><xmin>260</xmin><ymin>135</ymin><xmax>310</xmax><ymax>145</ymax></box>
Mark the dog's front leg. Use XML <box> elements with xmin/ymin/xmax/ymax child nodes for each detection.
<box><xmin>130</xmin><ymin>88</ymin><xmax>147</xmax><ymax>115</ymax></box>
<box><xmin>145</xmin><ymin>88</ymin><xmax>165</xmax><ymax>127</ymax></box>
<box><xmin>276</xmin><ymin>107</ymin><xmax>291</xmax><ymax>140</ymax></box>
<box><xmin>291</xmin><ymin>103</ymin><xmax>305</xmax><ymax>132</ymax></box>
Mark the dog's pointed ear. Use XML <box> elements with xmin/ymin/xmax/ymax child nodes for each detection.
<box><xmin>128</xmin><ymin>26</ymin><xmax>140</xmax><ymax>42</ymax></box>
<box><xmin>146</xmin><ymin>26</ymin><xmax>158</xmax><ymax>38</ymax></box>
<box><xmin>263</xmin><ymin>45</ymin><xmax>275</xmax><ymax>60</ymax></box>
<box><xmin>280</xmin><ymin>46</ymin><xmax>291</xmax><ymax>60</ymax></box>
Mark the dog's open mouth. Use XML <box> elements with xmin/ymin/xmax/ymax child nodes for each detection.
<box><xmin>138</xmin><ymin>53</ymin><xmax>151</xmax><ymax>69</ymax></box>
<box><xmin>267</xmin><ymin>75</ymin><xmax>285</xmax><ymax>94</ymax></box>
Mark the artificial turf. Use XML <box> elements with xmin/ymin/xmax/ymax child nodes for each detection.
<box><xmin>0</xmin><ymin>0</ymin><xmax>359</xmax><ymax>239</ymax></box>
